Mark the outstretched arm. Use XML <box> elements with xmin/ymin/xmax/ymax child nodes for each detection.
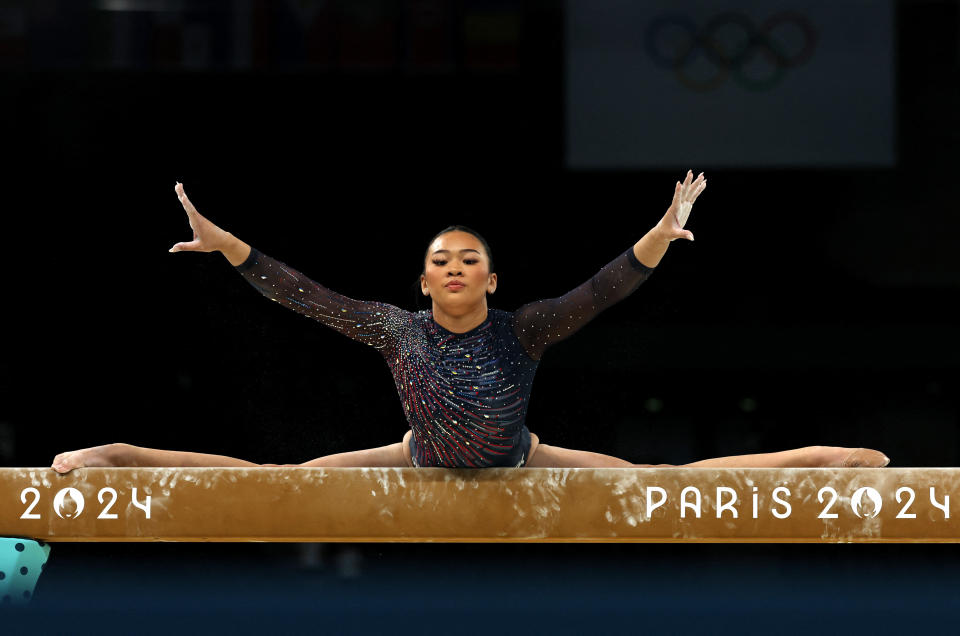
<box><xmin>168</xmin><ymin>182</ymin><xmax>406</xmax><ymax>352</ymax></box>
<box><xmin>233</xmin><ymin>247</ymin><xmax>405</xmax><ymax>352</ymax></box>
<box><xmin>513</xmin><ymin>170</ymin><xmax>706</xmax><ymax>360</ymax></box>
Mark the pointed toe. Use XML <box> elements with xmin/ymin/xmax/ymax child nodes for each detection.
<box><xmin>841</xmin><ymin>448</ymin><xmax>890</xmax><ymax>468</ymax></box>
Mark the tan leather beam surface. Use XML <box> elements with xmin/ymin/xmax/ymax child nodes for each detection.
<box><xmin>0</xmin><ymin>467</ymin><xmax>957</xmax><ymax>542</ymax></box>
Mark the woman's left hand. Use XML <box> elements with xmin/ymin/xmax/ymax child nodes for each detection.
<box><xmin>658</xmin><ymin>170</ymin><xmax>706</xmax><ymax>242</ymax></box>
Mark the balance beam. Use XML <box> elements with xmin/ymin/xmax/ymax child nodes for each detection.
<box><xmin>1</xmin><ymin>467</ymin><xmax>957</xmax><ymax>543</ymax></box>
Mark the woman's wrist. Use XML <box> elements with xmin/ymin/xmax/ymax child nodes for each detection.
<box><xmin>219</xmin><ymin>232</ymin><xmax>252</xmax><ymax>266</ymax></box>
<box><xmin>651</xmin><ymin>220</ymin><xmax>674</xmax><ymax>243</ymax></box>
<box><xmin>633</xmin><ymin>224</ymin><xmax>672</xmax><ymax>268</ymax></box>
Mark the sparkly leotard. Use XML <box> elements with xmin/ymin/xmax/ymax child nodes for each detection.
<box><xmin>236</xmin><ymin>245</ymin><xmax>654</xmax><ymax>468</ymax></box>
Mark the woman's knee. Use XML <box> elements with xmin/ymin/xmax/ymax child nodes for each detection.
<box><xmin>401</xmin><ymin>430</ymin><xmax>414</xmax><ymax>467</ymax></box>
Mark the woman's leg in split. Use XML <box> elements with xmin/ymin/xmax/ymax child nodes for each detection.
<box><xmin>525</xmin><ymin>440</ymin><xmax>890</xmax><ymax>469</ymax></box>
<box><xmin>52</xmin><ymin>442</ymin><xmax>263</xmax><ymax>473</ymax></box>
<box><xmin>680</xmin><ymin>446</ymin><xmax>889</xmax><ymax>468</ymax></box>
<box><xmin>52</xmin><ymin>431</ymin><xmax>416</xmax><ymax>474</ymax></box>
<box><xmin>288</xmin><ymin>431</ymin><xmax>413</xmax><ymax>468</ymax></box>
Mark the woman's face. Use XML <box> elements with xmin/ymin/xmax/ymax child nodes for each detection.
<box><xmin>420</xmin><ymin>231</ymin><xmax>497</xmax><ymax>310</ymax></box>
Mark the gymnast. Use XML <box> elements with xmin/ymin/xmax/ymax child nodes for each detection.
<box><xmin>52</xmin><ymin>171</ymin><xmax>890</xmax><ymax>473</ymax></box>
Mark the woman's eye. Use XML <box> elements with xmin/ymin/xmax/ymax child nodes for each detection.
<box><xmin>432</xmin><ymin>260</ymin><xmax>446</xmax><ymax>266</ymax></box>
<box><xmin>465</xmin><ymin>259</ymin><xmax>478</xmax><ymax>265</ymax></box>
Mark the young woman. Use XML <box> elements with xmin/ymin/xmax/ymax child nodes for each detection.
<box><xmin>51</xmin><ymin>171</ymin><xmax>889</xmax><ymax>473</ymax></box>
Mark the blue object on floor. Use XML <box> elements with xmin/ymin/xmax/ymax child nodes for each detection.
<box><xmin>0</xmin><ymin>538</ymin><xmax>50</xmax><ymax>605</ymax></box>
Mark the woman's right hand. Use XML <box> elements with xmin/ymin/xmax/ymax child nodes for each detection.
<box><xmin>168</xmin><ymin>182</ymin><xmax>233</xmax><ymax>254</ymax></box>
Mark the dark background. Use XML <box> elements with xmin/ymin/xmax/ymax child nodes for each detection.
<box><xmin>1</xmin><ymin>0</ymin><xmax>959</xmax><ymax>632</ymax></box>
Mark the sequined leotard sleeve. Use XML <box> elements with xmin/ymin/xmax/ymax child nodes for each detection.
<box><xmin>512</xmin><ymin>245</ymin><xmax>655</xmax><ymax>360</ymax></box>
<box><xmin>234</xmin><ymin>247</ymin><xmax>405</xmax><ymax>353</ymax></box>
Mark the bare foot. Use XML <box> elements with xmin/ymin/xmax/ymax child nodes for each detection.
<box><xmin>51</xmin><ymin>443</ymin><xmax>122</xmax><ymax>474</ymax></box>
<box><xmin>821</xmin><ymin>446</ymin><xmax>890</xmax><ymax>468</ymax></box>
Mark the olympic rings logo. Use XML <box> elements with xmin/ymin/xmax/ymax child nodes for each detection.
<box><xmin>644</xmin><ymin>11</ymin><xmax>818</xmax><ymax>91</ymax></box>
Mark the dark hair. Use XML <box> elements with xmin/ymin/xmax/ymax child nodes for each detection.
<box><xmin>412</xmin><ymin>225</ymin><xmax>495</xmax><ymax>309</ymax></box>
<box><xmin>421</xmin><ymin>225</ymin><xmax>495</xmax><ymax>276</ymax></box>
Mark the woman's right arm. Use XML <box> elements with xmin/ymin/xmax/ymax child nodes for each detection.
<box><xmin>168</xmin><ymin>182</ymin><xmax>406</xmax><ymax>351</ymax></box>
<box><xmin>233</xmin><ymin>246</ymin><xmax>405</xmax><ymax>351</ymax></box>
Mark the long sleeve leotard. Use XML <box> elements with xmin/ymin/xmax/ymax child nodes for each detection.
<box><xmin>235</xmin><ymin>245</ymin><xmax>654</xmax><ymax>468</ymax></box>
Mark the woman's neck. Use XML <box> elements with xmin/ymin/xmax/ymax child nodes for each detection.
<box><xmin>431</xmin><ymin>300</ymin><xmax>489</xmax><ymax>334</ymax></box>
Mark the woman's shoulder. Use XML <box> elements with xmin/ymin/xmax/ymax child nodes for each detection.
<box><xmin>490</xmin><ymin>308</ymin><xmax>523</xmax><ymax>337</ymax></box>
<box><xmin>406</xmin><ymin>309</ymin><xmax>434</xmax><ymax>330</ymax></box>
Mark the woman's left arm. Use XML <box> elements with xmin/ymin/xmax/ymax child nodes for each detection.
<box><xmin>512</xmin><ymin>171</ymin><xmax>706</xmax><ymax>360</ymax></box>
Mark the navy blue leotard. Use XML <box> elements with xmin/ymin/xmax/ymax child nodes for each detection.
<box><xmin>236</xmin><ymin>245</ymin><xmax>654</xmax><ymax>468</ymax></box>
